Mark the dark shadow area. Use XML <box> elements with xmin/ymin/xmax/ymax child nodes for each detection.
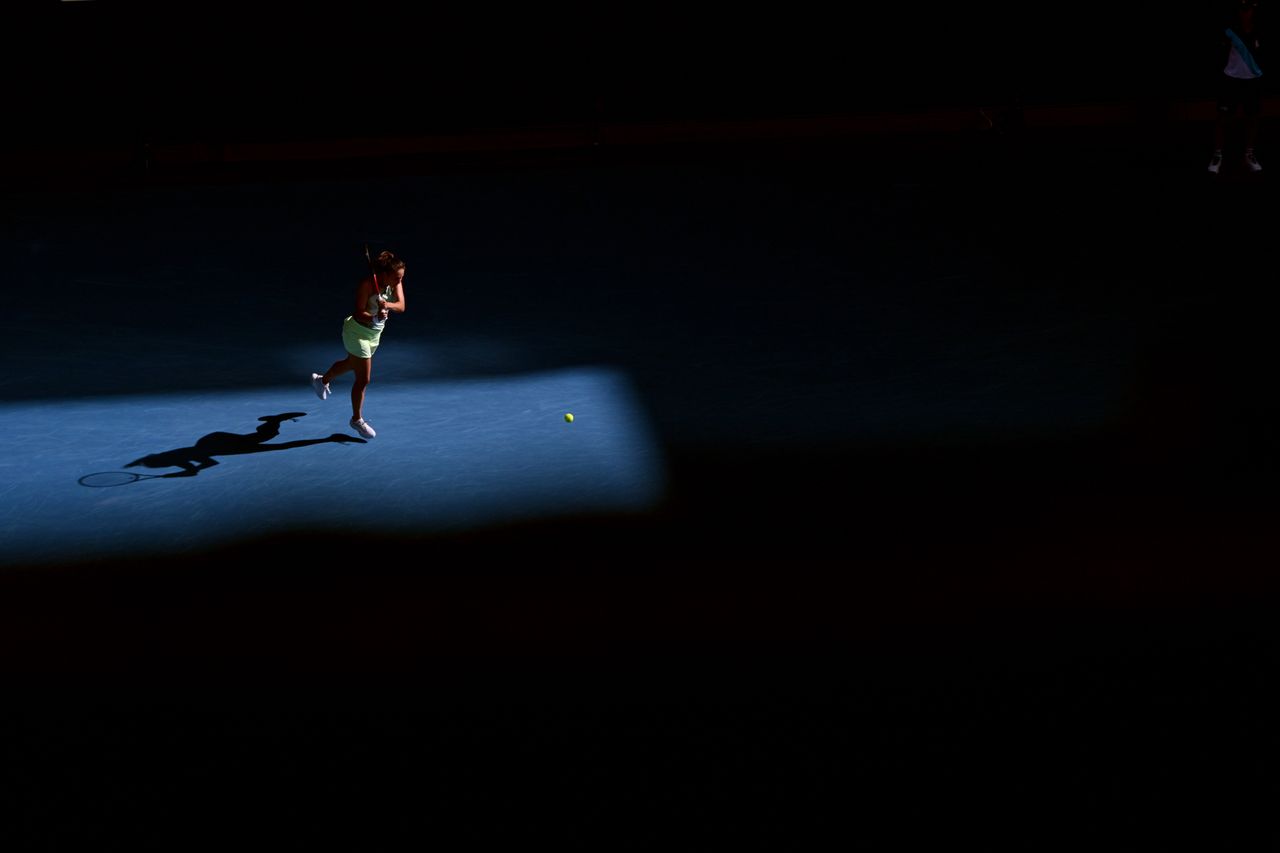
<box><xmin>6</xmin><ymin>2</ymin><xmax>1239</xmax><ymax>145</ymax></box>
<box><xmin>2</xmin><ymin>505</ymin><xmax>1278</xmax><ymax>846</ymax></box>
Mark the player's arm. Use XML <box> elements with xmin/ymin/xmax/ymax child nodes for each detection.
<box><xmin>384</xmin><ymin>281</ymin><xmax>406</xmax><ymax>314</ymax></box>
<box><xmin>354</xmin><ymin>277</ymin><xmax>378</xmax><ymax>324</ymax></box>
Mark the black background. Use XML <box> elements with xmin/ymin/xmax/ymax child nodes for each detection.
<box><xmin>3</xmin><ymin>1</ymin><xmax>1278</xmax><ymax>848</ymax></box>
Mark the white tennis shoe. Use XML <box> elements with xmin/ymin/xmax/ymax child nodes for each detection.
<box><xmin>350</xmin><ymin>417</ymin><xmax>376</xmax><ymax>439</ymax></box>
<box><xmin>311</xmin><ymin>373</ymin><xmax>330</xmax><ymax>400</ymax></box>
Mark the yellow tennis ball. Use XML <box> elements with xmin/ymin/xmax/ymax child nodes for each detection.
<box><xmin>564</xmin><ymin>413</ymin><xmax>574</xmax><ymax>423</ymax></box>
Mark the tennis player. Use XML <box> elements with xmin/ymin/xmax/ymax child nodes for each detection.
<box><xmin>312</xmin><ymin>250</ymin><xmax>407</xmax><ymax>439</ymax></box>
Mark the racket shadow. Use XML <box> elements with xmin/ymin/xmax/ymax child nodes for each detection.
<box><xmin>78</xmin><ymin>412</ymin><xmax>366</xmax><ymax>486</ymax></box>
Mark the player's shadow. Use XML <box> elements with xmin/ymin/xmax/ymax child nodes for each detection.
<box><xmin>124</xmin><ymin>412</ymin><xmax>365</xmax><ymax>477</ymax></box>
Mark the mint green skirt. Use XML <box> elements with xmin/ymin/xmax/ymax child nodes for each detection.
<box><xmin>342</xmin><ymin>316</ymin><xmax>382</xmax><ymax>358</ymax></box>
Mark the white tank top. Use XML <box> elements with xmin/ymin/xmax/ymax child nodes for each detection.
<box><xmin>367</xmin><ymin>283</ymin><xmax>395</xmax><ymax>330</ymax></box>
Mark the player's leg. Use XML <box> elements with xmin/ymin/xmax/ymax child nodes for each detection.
<box><xmin>348</xmin><ymin>356</ymin><xmax>377</xmax><ymax>438</ymax></box>
<box><xmin>317</xmin><ymin>318</ymin><xmax>369</xmax><ymax>399</ymax></box>
<box><xmin>350</xmin><ymin>356</ymin><xmax>372</xmax><ymax>421</ymax></box>
<box><xmin>314</xmin><ymin>354</ymin><xmax>351</xmax><ymax>400</ymax></box>
<box><xmin>322</xmin><ymin>353</ymin><xmax>359</xmax><ymax>385</ymax></box>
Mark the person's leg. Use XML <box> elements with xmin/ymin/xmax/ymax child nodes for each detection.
<box><xmin>350</xmin><ymin>356</ymin><xmax>372</xmax><ymax>422</ymax></box>
<box><xmin>1243</xmin><ymin>80</ymin><xmax>1260</xmax><ymax>157</ymax></box>
<box><xmin>322</xmin><ymin>354</ymin><xmax>358</xmax><ymax>386</ymax></box>
<box><xmin>1211</xmin><ymin>101</ymin><xmax>1230</xmax><ymax>173</ymax></box>
<box><xmin>1243</xmin><ymin>114</ymin><xmax>1262</xmax><ymax>170</ymax></box>
<box><xmin>323</xmin><ymin>318</ymin><xmax>373</xmax><ymax>394</ymax></box>
<box><xmin>1211</xmin><ymin>76</ymin><xmax>1233</xmax><ymax>171</ymax></box>
<box><xmin>1214</xmin><ymin>111</ymin><xmax>1228</xmax><ymax>151</ymax></box>
<box><xmin>1210</xmin><ymin>113</ymin><xmax>1227</xmax><ymax>173</ymax></box>
<box><xmin>1242</xmin><ymin>78</ymin><xmax>1262</xmax><ymax>170</ymax></box>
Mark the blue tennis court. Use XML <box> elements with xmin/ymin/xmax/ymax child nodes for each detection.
<box><xmin>3</xmin><ymin>371</ymin><xmax>664</xmax><ymax>566</ymax></box>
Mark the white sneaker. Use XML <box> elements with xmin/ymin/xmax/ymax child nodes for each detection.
<box><xmin>311</xmin><ymin>373</ymin><xmax>330</xmax><ymax>400</ymax></box>
<box><xmin>1208</xmin><ymin>152</ymin><xmax>1223</xmax><ymax>174</ymax></box>
<box><xmin>1244</xmin><ymin>151</ymin><xmax>1262</xmax><ymax>172</ymax></box>
<box><xmin>350</xmin><ymin>417</ymin><xmax>376</xmax><ymax>439</ymax></box>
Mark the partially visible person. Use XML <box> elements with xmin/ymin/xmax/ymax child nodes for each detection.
<box><xmin>1210</xmin><ymin>0</ymin><xmax>1265</xmax><ymax>174</ymax></box>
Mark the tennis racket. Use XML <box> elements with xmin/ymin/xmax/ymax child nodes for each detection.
<box><xmin>364</xmin><ymin>243</ymin><xmax>389</xmax><ymax>322</ymax></box>
<box><xmin>364</xmin><ymin>243</ymin><xmax>379</xmax><ymax>290</ymax></box>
